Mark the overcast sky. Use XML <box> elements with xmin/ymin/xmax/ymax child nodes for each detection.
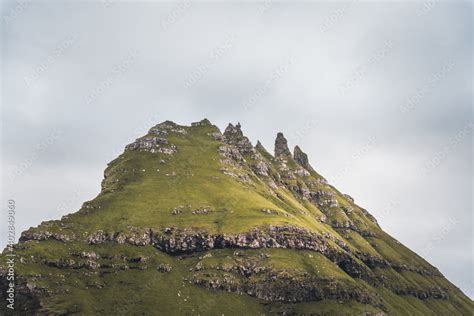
<box><xmin>1</xmin><ymin>0</ymin><xmax>472</xmax><ymax>298</ymax></box>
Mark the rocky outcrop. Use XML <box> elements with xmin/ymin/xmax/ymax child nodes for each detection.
<box><xmin>43</xmin><ymin>258</ymin><xmax>100</xmax><ymax>270</ymax></box>
<box><xmin>157</xmin><ymin>263</ymin><xmax>172</xmax><ymax>272</ymax></box>
<box><xmin>217</xmin><ymin>142</ymin><xmax>256</xmax><ymax>183</ymax></box>
<box><xmin>207</xmin><ymin>261</ymin><xmax>269</xmax><ymax>277</ymax></box>
<box><xmin>192</xmin><ymin>268</ymin><xmax>385</xmax><ymax>309</ymax></box>
<box><xmin>149</xmin><ymin>120</ymin><xmax>187</xmax><ymax>136</ymax></box>
<box><xmin>294</xmin><ymin>167</ymin><xmax>310</xmax><ymax>177</ymax></box>
<box><xmin>331</xmin><ymin>220</ymin><xmax>356</xmax><ymax>230</ymax></box>
<box><xmin>151</xmin><ymin>225</ymin><xmax>331</xmax><ymax>255</ymax></box>
<box><xmin>223</xmin><ymin>123</ymin><xmax>254</xmax><ymax>153</ymax></box>
<box><xmin>391</xmin><ymin>263</ymin><xmax>442</xmax><ymax>276</ymax></box>
<box><xmin>289</xmin><ymin>183</ymin><xmax>311</xmax><ymax>200</ymax></box>
<box><xmin>274</xmin><ymin>132</ymin><xmax>292</xmax><ymax>159</ymax></box>
<box><xmin>81</xmin><ymin>225</ymin><xmax>375</xmax><ymax>282</ymax></box>
<box><xmin>393</xmin><ymin>286</ymin><xmax>448</xmax><ymax>300</ymax></box>
<box><xmin>294</xmin><ymin>145</ymin><xmax>312</xmax><ymax>171</ymax></box>
<box><xmin>191</xmin><ymin>118</ymin><xmax>212</xmax><ymax>126</ymax></box>
<box><xmin>251</xmin><ymin>160</ymin><xmax>270</xmax><ymax>176</ymax></box>
<box><xmin>309</xmin><ymin>190</ymin><xmax>339</xmax><ymax>208</ymax></box>
<box><xmin>87</xmin><ymin>227</ymin><xmax>152</xmax><ymax>246</ymax></box>
<box><xmin>125</xmin><ymin>136</ymin><xmax>177</xmax><ymax>154</ymax></box>
<box><xmin>343</xmin><ymin>194</ymin><xmax>355</xmax><ymax>203</ymax></box>
<box><xmin>20</xmin><ymin>229</ymin><xmax>75</xmax><ymax>242</ymax></box>
<box><xmin>208</xmin><ymin>132</ymin><xmax>224</xmax><ymax>141</ymax></box>
<box><xmin>255</xmin><ymin>140</ymin><xmax>271</xmax><ymax>156</ymax></box>
<box><xmin>218</xmin><ymin>144</ymin><xmax>245</xmax><ymax>165</ymax></box>
<box><xmin>360</xmin><ymin>207</ymin><xmax>380</xmax><ymax>226</ymax></box>
<box><xmin>85</xmin><ymin>224</ymin><xmax>446</xmax><ymax>285</ymax></box>
<box><xmin>19</xmin><ymin>224</ymin><xmax>437</xmax><ymax>281</ymax></box>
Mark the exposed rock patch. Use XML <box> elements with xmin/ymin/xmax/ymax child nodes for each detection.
<box><xmin>20</xmin><ymin>230</ymin><xmax>75</xmax><ymax>243</ymax></box>
<box><xmin>149</xmin><ymin>120</ymin><xmax>188</xmax><ymax>135</ymax></box>
<box><xmin>192</xmin><ymin>268</ymin><xmax>386</xmax><ymax>309</ymax></box>
<box><xmin>294</xmin><ymin>146</ymin><xmax>312</xmax><ymax>171</ymax></box>
<box><xmin>260</xmin><ymin>208</ymin><xmax>279</xmax><ymax>215</ymax></box>
<box><xmin>274</xmin><ymin>133</ymin><xmax>292</xmax><ymax>159</ymax></box>
<box><xmin>251</xmin><ymin>159</ymin><xmax>270</xmax><ymax>176</ymax></box>
<box><xmin>191</xmin><ymin>118</ymin><xmax>212</xmax><ymax>126</ymax></box>
<box><xmin>157</xmin><ymin>263</ymin><xmax>172</xmax><ymax>273</ymax></box>
<box><xmin>125</xmin><ymin>136</ymin><xmax>177</xmax><ymax>154</ymax></box>
<box><xmin>208</xmin><ymin>132</ymin><xmax>224</xmax><ymax>141</ymax></box>
<box><xmin>223</xmin><ymin>123</ymin><xmax>254</xmax><ymax>153</ymax></box>
<box><xmin>192</xmin><ymin>207</ymin><xmax>212</xmax><ymax>215</ymax></box>
<box><xmin>309</xmin><ymin>190</ymin><xmax>339</xmax><ymax>208</ymax></box>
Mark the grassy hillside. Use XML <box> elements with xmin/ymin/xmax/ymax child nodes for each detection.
<box><xmin>1</xmin><ymin>119</ymin><xmax>472</xmax><ymax>315</ymax></box>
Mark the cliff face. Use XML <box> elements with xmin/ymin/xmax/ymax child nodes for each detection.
<box><xmin>1</xmin><ymin>119</ymin><xmax>472</xmax><ymax>315</ymax></box>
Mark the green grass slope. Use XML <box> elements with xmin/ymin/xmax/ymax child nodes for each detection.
<box><xmin>1</xmin><ymin>119</ymin><xmax>472</xmax><ymax>315</ymax></box>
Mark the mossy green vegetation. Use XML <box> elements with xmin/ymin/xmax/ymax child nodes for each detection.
<box><xmin>1</xmin><ymin>119</ymin><xmax>472</xmax><ymax>315</ymax></box>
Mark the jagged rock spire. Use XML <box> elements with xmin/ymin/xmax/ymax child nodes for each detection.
<box><xmin>294</xmin><ymin>145</ymin><xmax>311</xmax><ymax>170</ymax></box>
<box><xmin>255</xmin><ymin>140</ymin><xmax>271</xmax><ymax>156</ymax></box>
<box><xmin>224</xmin><ymin>123</ymin><xmax>243</xmax><ymax>137</ymax></box>
<box><xmin>191</xmin><ymin>118</ymin><xmax>211</xmax><ymax>126</ymax></box>
<box><xmin>275</xmin><ymin>132</ymin><xmax>291</xmax><ymax>158</ymax></box>
<box><xmin>223</xmin><ymin>122</ymin><xmax>253</xmax><ymax>153</ymax></box>
<box><xmin>256</xmin><ymin>140</ymin><xmax>264</xmax><ymax>151</ymax></box>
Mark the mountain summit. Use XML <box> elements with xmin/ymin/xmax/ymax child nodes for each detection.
<box><xmin>1</xmin><ymin>119</ymin><xmax>472</xmax><ymax>315</ymax></box>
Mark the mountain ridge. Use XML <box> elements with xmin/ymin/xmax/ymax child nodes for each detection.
<box><xmin>1</xmin><ymin>118</ymin><xmax>472</xmax><ymax>315</ymax></box>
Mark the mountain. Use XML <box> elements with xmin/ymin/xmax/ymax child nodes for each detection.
<box><xmin>1</xmin><ymin>119</ymin><xmax>472</xmax><ymax>315</ymax></box>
